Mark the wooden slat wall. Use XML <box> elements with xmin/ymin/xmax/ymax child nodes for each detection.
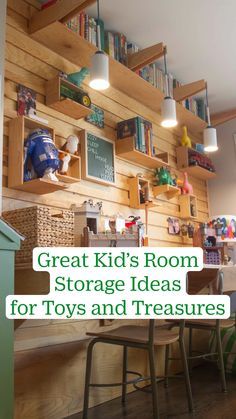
<box><xmin>3</xmin><ymin>1</ymin><xmax>209</xmax><ymax>418</ymax></box>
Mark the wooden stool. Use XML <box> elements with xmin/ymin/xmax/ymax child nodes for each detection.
<box><xmin>82</xmin><ymin>320</ymin><xmax>193</xmax><ymax>419</ymax></box>
<box><xmin>166</xmin><ymin>271</ymin><xmax>236</xmax><ymax>393</ymax></box>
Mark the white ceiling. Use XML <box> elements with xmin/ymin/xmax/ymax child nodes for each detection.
<box><xmin>86</xmin><ymin>0</ymin><xmax>236</xmax><ymax>114</ymax></box>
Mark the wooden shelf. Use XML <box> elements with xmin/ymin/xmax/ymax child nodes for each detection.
<box><xmin>179</xmin><ymin>194</ymin><xmax>198</xmax><ymax>219</ymax></box>
<box><xmin>129</xmin><ymin>176</ymin><xmax>156</xmax><ymax>209</ymax></box>
<box><xmin>153</xmin><ymin>184</ymin><xmax>180</xmax><ymax>199</ymax></box>
<box><xmin>46</xmin><ymin>76</ymin><xmax>92</xmax><ymax>119</ymax></box>
<box><xmin>116</xmin><ymin>137</ymin><xmax>168</xmax><ymax>169</ymax></box>
<box><xmin>32</xmin><ymin>22</ymin><xmax>207</xmax><ymax>137</ymax></box>
<box><xmin>176</xmin><ymin>146</ymin><xmax>216</xmax><ymax>180</ymax></box>
<box><xmin>181</xmin><ymin>165</ymin><xmax>216</xmax><ymax>180</ymax></box>
<box><xmin>57</xmin><ymin>151</ymin><xmax>81</xmax><ymax>184</ymax></box>
<box><xmin>8</xmin><ymin>116</ymin><xmax>68</xmax><ymax>195</ymax></box>
<box><xmin>13</xmin><ymin>178</ymin><xmax>67</xmax><ymax>194</ymax></box>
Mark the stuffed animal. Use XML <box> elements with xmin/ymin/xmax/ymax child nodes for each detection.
<box><xmin>181</xmin><ymin>126</ymin><xmax>192</xmax><ymax>148</ymax></box>
<box><xmin>65</xmin><ymin>135</ymin><xmax>79</xmax><ymax>155</ymax></box>
<box><xmin>182</xmin><ymin>172</ymin><xmax>193</xmax><ymax>194</ymax></box>
<box><xmin>59</xmin><ymin>152</ymin><xmax>71</xmax><ymax>175</ymax></box>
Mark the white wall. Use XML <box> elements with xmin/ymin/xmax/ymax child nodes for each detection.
<box><xmin>208</xmin><ymin>119</ymin><xmax>236</xmax><ymax>216</ymax></box>
<box><xmin>0</xmin><ymin>0</ymin><xmax>7</xmax><ymax>214</ymax></box>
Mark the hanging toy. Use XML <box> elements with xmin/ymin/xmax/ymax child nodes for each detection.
<box><xmin>181</xmin><ymin>126</ymin><xmax>192</xmax><ymax>148</ymax></box>
<box><xmin>65</xmin><ymin>135</ymin><xmax>79</xmax><ymax>155</ymax></box>
<box><xmin>182</xmin><ymin>172</ymin><xmax>193</xmax><ymax>194</ymax></box>
<box><xmin>24</xmin><ymin>129</ymin><xmax>60</xmax><ymax>182</ymax></box>
<box><xmin>59</xmin><ymin>152</ymin><xmax>71</xmax><ymax>175</ymax></box>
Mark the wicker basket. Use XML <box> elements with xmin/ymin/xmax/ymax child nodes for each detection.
<box><xmin>3</xmin><ymin>206</ymin><xmax>74</xmax><ymax>265</ymax></box>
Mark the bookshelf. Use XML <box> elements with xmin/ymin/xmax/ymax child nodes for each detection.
<box><xmin>32</xmin><ymin>22</ymin><xmax>207</xmax><ymax>137</ymax></box>
<box><xmin>116</xmin><ymin>137</ymin><xmax>169</xmax><ymax>169</ymax></box>
<box><xmin>46</xmin><ymin>76</ymin><xmax>92</xmax><ymax>120</ymax></box>
<box><xmin>176</xmin><ymin>146</ymin><xmax>216</xmax><ymax>180</ymax></box>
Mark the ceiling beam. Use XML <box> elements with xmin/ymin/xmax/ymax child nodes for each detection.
<box><xmin>173</xmin><ymin>79</ymin><xmax>206</xmax><ymax>102</ymax></box>
<box><xmin>29</xmin><ymin>0</ymin><xmax>96</xmax><ymax>34</ymax></box>
<box><xmin>211</xmin><ymin>108</ymin><xmax>236</xmax><ymax>126</ymax></box>
<box><xmin>127</xmin><ymin>42</ymin><xmax>165</xmax><ymax>72</ymax></box>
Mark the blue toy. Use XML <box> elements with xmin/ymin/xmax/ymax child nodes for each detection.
<box><xmin>24</xmin><ymin>129</ymin><xmax>60</xmax><ymax>182</ymax></box>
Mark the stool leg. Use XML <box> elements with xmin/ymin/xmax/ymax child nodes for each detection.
<box><xmin>188</xmin><ymin>327</ymin><xmax>193</xmax><ymax>374</ymax></box>
<box><xmin>216</xmin><ymin>324</ymin><xmax>227</xmax><ymax>393</ymax></box>
<box><xmin>83</xmin><ymin>340</ymin><xmax>96</xmax><ymax>419</ymax></box>
<box><xmin>179</xmin><ymin>337</ymin><xmax>194</xmax><ymax>412</ymax></box>
<box><xmin>164</xmin><ymin>344</ymin><xmax>169</xmax><ymax>388</ymax></box>
<box><xmin>122</xmin><ymin>346</ymin><xmax>128</xmax><ymax>403</ymax></box>
<box><xmin>148</xmin><ymin>347</ymin><xmax>159</xmax><ymax>419</ymax></box>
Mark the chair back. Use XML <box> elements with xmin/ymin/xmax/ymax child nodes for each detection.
<box><xmin>148</xmin><ymin>319</ymin><xmax>185</xmax><ymax>346</ymax></box>
<box><xmin>187</xmin><ymin>268</ymin><xmax>220</xmax><ymax>295</ymax></box>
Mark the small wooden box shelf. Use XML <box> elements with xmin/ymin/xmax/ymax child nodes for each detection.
<box><xmin>45</xmin><ymin>76</ymin><xmax>93</xmax><ymax>120</ymax></box>
<box><xmin>179</xmin><ymin>194</ymin><xmax>198</xmax><ymax>219</ymax></box>
<box><xmin>116</xmin><ymin>137</ymin><xmax>169</xmax><ymax>169</ymax></box>
<box><xmin>129</xmin><ymin>175</ymin><xmax>155</xmax><ymax>209</ymax></box>
<box><xmin>176</xmin><ymin>146</ymin><xmax>216</xmax><ymax>180</ymax></box>
<box><xmin>8</xmin><ymin>116</ymin><xmax>67</xmax><ymax>195</ymax></box>
<box><xmin>153</xmin><ymin>184</ymin><xmax>180</xmax><ymax>200</ymax></box>
<box><xmin>57</xmin><ymin>152</ymin><xmax>81</xmax><ymax>184</ymax></box>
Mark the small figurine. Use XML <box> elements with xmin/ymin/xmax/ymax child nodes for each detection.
<box><xmin>65</xmin><ymin>135</ymin><xmax>79</xmax><ymax>155</ymax></box>
<box><xmin>181</xmin><ymin>223</ymin><xmax>188</xmax><ymax>236</ymax></box>
<box><xmin>182</xmin><ymin>172</ymin><xmax>193</xmax><ymax>194</ymax></box>
<box><xmin>59</xmin><ymin>152</ymin><xmax>71</xmax><ymax>175</ymax></box>
<box><xmin>139</xmin><ymin>183</ymin><xmax>146</xmax><ymax>204</ymax></box>
<box><xmin>155</xmin><ymin>167</ymin><xmax>175</xmax><ymax>186</ymax></box>
<box><xmin>188</xmin><ymin>223</ymin><xmax>194</xmax><ymax>238</ymax></box>
<box><xmin>181</xmin><ymin>126</ymin><xmax>192</xmax><ymax>148</ymax></box>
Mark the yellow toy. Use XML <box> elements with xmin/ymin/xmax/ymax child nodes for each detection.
<box><xmin>181</xmin><ymin>126</ymin><xmax>192</xmax><ymax>148</ymax></box>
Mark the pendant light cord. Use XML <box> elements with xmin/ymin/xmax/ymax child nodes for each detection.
<box><xmin>163</xmin><ymin>47</ymin><xmax>170</xmax><ymax>98</ymax></box>
<box><xmin>96</xmin><ymin>0</ymin><xmax>101</xmax><ymax>50</ymax></box>
<box><xmin>97</xmin><ymin>0</ymin><xmax>100</xmax><ymax>21</ymax></box>
<box><xmin>205</xmin><ymin>82</ymin><xmax>211</xmax><ymax>126</ymax></box>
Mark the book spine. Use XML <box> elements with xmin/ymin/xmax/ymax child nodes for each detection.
<box><xmin>85</xmin><ymin>14</ymin><xmax>89</xmax><ymax>41</ymax></box>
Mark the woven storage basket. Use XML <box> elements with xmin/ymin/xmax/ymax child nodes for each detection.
<box><xmin>3</xmin><ymin>206</ymin><xmax>74</xmax><ymax>264</ymax></box>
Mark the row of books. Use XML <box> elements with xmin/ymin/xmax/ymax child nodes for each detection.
<box><xmin>117</xmin><ymin>117</ymin><xmax>154</xmax><ymax>156</ymax></box>
<box><xmin>182</xmin><ymin>97</ymin><xmax>206</xmax><ymax>120</ymax></box>
<box><xmin>65</xmin><ymin>12</ymin><xmax>103</xmax><ymax>49</ymax></box>
<box><xmin>65</xmin><ymin>12</ymin><xmax>127</xmax><ymax>65</ymax></box>
<box><xmin>136</xmin><ymin>64</ymin><xmax>173</xmax><ymax>97</ymax></box>
<box><xmin>64</xmin><ymin>12</ymin><xmax>207</xmax><ymax>121</ymax></box>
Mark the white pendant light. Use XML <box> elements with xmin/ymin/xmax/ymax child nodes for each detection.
<box><xmin>204</xmin><ymin>84</ymin><xmax>218</xmax><ymax>152</ymax></box>
<box><xmin>89</xmin><ymin>0</ymin><xmax>110</xmax><ymax>91</ymax></box>
<box><xmin>161</xmin><ymin>48</ymin><xmax>177</xmax><ymax>128</ymax></box>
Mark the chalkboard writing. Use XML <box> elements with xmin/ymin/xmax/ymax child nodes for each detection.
<box><xmin>81</xmin><ymin>131</ymin><xmax>116</xmax><ymax>185</ymax></box>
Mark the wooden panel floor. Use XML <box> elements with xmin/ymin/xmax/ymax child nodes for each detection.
<box><xmin>67</xmin><ymin>365</ymin><xmax>236</xmax><ymax>419</ymax></box>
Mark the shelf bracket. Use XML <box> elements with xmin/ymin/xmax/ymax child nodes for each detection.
<box><xmin>211</xmin><ymin>108</ymin><xmax>236</xmax><ymax>126</ymax></box>
<box><xmin>29</xmin><ymin>0</ymin><xmax>96</xmax><ymax>34</ymax></box>
<box><xmin>127</xmin><ymin>42</ymin><xmax>165</xmax><ymax>72</ymax></box>
<box><xmin>173</xmin><ymin>79</ymin><xmax>206</xmax><ymax>102</ymax></box>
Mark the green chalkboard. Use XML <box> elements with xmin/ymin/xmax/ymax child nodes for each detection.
<box><xmin>81</xmin><ymin>131</ymin><xmax>116</xmax><ymax>185</ymax></box>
